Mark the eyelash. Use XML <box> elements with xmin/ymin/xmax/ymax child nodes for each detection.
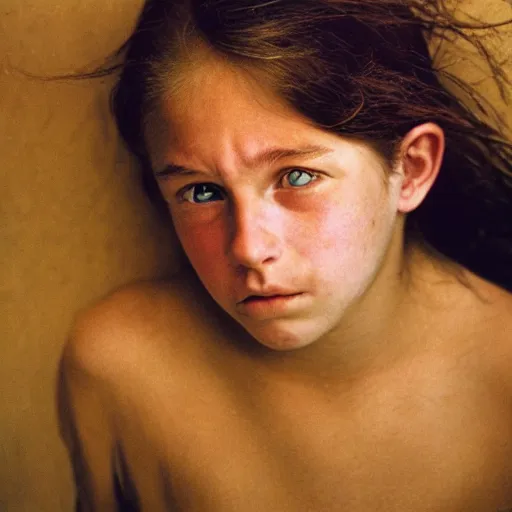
<box><xmin>177</xmin><ymin>168</ymin><xmax>320</xmax><ymax>204</ymax></box>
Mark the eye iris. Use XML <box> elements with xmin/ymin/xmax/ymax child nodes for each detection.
<box><xmin>195</xmin><ymin>185</ymin><xmax>215</xmax><ymax>202</ymax></box>
<box><xmin>288</xmin><ymin>170</ymin><xmax>312</xmax><ymax>186</ymax></box>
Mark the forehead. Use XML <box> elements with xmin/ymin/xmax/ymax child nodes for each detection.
<box><xmin>146</xmin><ymin>59</ymin><xmax>315</xmax><ymax>159</ymax></box>
<box><xmin>144</xmin><ymin>56</ymin><xmax>387</xmax><ymax>181</ymax></box>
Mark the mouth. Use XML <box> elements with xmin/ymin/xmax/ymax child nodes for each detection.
<box><xmin>237</xmin><ymin>293</ymin><xmax>305</xmax><ymax>317</ymax></box>
<box><xmin>242</xmin><ymin>293</ymin><xmax>302</xmax><ymax>303</ymax></box>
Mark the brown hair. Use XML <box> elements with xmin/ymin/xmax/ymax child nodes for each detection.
<box><xmin>84</xmin><ymin>0</ymin><xmax>512</xmax><ymax>289</ymax></box>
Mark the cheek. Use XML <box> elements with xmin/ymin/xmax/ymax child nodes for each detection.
<box><xmin>173</xmin><ymin>218</ymin><xmax>227</xmax><ymax>275</ymax></box>
<box><xmin>294</xmin><ymin>194</ymin><xmax>393</xmax><ymax>291</ymax></box>
<box><xmin>292</xmin><ymin>201</ymin><xmax>376</xmax><ymax>257</ymax></box>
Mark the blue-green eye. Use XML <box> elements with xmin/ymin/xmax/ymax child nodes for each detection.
<box><xmin>182</xmin><ymin>184</ymin><xmax>223</xmax><ymax>204</ymax></box>
<box><xmin>284</xmin><ymin>169</ymin><xmax>316</xmax><ymax>187</ymax></box>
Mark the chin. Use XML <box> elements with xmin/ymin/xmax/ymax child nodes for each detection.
<box><xmin>245</xmin><ymin>321</ymin><xmax>323</xmax><ymax>352</ymax></box>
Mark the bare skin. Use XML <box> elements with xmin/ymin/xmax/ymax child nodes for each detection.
<box><xmin>59</xmin><ymin>58</ymin><xmax>512</xmax><ymax>510</ymax></box>
<box><xmin>59</xmin><ymin>259</ymin><xmax>512</xmax><ymax>511</ymax></box>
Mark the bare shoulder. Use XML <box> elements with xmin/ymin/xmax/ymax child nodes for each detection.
<box><xmin>467</xmin><ymin>273</ymin><xmax>512</xmax><ymax>335</ymax></box>
<box><xmin>63</xmin><ymin>272</ymin><xmax>221</xmax><ymax>382</ymax></box>
<box><xmin>485</xmin><ymin>282</ymin><xmax>512</xmax><ymax>383</ymax></box>
<box><xmin>60</xmin><ymin>274</ymin><xmax>204</xmax><ymax>420</ymax></box>
<box><xmin>462</xmin><ymin>272</ymin><xmax>512</xmax><ymax>394</ymax></box>
<box><xmin>64</xmin><ymin>276</ymin><xmax>209</xmax><ymax>368</ymax></box>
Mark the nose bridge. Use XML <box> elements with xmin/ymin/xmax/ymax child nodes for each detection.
<box><xmin>228</xmin><ymin>193</ymin><xmax>281</xmax><ymax>268</ymax></box>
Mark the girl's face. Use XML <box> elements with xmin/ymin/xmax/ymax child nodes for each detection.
<box><xmin>146</xmin><ymin>61</ymin><xmax>406</xmax><ymax>351</ymax></box>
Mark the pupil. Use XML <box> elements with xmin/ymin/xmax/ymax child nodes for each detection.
<box><xmin>196</xmin><ymin>185</ymin><xmax>214</xmax><ymax>202</ymax></box>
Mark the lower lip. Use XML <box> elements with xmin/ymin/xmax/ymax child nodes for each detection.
<box><xmin>238</xmin><ymin>294</ymin><xmax>304</xmax><ymax>317</ymax></box>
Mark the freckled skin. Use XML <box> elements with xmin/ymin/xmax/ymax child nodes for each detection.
<box><xmin>149</xmin><ymin>61</ymin><xmax>405</xmax><ymax>352</ymax></box>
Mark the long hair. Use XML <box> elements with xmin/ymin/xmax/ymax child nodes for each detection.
<box><xmin>79</xmin><ymin>0</ymin><xmax>512</xmax><ymax>289</ymax></box>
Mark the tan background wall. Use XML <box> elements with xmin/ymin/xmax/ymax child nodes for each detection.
<box><xmin>1</xmin><ymin>2</ymin><xmax>178</xmax><ymax>511</ymax></box>
<box><xmin>1</xmin><ymin>1</ymin><xmax>510</xmax><ymax>512</ymax></box>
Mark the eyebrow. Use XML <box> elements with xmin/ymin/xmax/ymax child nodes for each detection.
<box><xmin>154</xmin><ymin>144</ymin><xmax>334</xmax><ymax>179</ymax></box>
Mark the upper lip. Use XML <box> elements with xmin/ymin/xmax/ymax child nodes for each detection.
<box><xmin>239</xmin><ymin>288</ymin><xmax>302</xmax><ymax>303</ymax></box>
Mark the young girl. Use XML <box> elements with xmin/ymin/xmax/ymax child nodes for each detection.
<box><xmin>59</xmin><ymin>0</ymin><xmax>512</xmax><ymax>510</ymax></box>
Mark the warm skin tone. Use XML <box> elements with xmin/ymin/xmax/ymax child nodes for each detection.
<box><xmin>59</xmin><ymin>57</ymin><xmax>512</xmax><ymax>511</ymax></box>
<box><xmin>148</xmin><ymin>58</ymin><xmax>451</xmax><ymax>380</ymax></box>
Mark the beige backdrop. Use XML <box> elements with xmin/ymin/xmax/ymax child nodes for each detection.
<box><xmin>1</xmin><ymin>1</ymin><xmax>510</xmax><ymax>512</ymax></box>
<box><xmin>1</xmin><ymin>1</ymin><xmax>178</xmax><ymax>511</ymax></box>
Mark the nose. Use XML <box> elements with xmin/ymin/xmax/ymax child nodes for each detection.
<box><xmin>228</xmin><ymin>198</ymin><xmax>283</xmax><ymax>270</ymax></box>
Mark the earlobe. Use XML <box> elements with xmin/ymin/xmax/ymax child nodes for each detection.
<box><xmin>397</xmin><ymin>123</ymin><xmax>445</xmax><ymax>213</ymax></box>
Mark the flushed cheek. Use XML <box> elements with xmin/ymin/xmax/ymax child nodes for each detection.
<box><xmin>175</xmin><ymin>220</ymin><xmax>229</xmax><ymax>279</ymax></box>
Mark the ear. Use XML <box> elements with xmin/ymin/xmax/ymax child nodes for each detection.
<box><xmin>395</xmin><ymin>123</ymin><xmax>445</xmax><ymax>213</ymax></box>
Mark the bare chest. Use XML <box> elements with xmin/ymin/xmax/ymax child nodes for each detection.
<box><xmin>113</xmin><ymin>361</ymin><xmax>512</xmax><ymax>512</ymax></box>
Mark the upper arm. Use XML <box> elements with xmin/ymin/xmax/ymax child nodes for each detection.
<box><xmin>58</xmin><ymin>308</ymin><xmax>122</xmax><ymax>512</ymax></box>
<box><xmin>58</xmin><ymin>279</ymin><xmax>197</xmax><ymax>511</ymax></box>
